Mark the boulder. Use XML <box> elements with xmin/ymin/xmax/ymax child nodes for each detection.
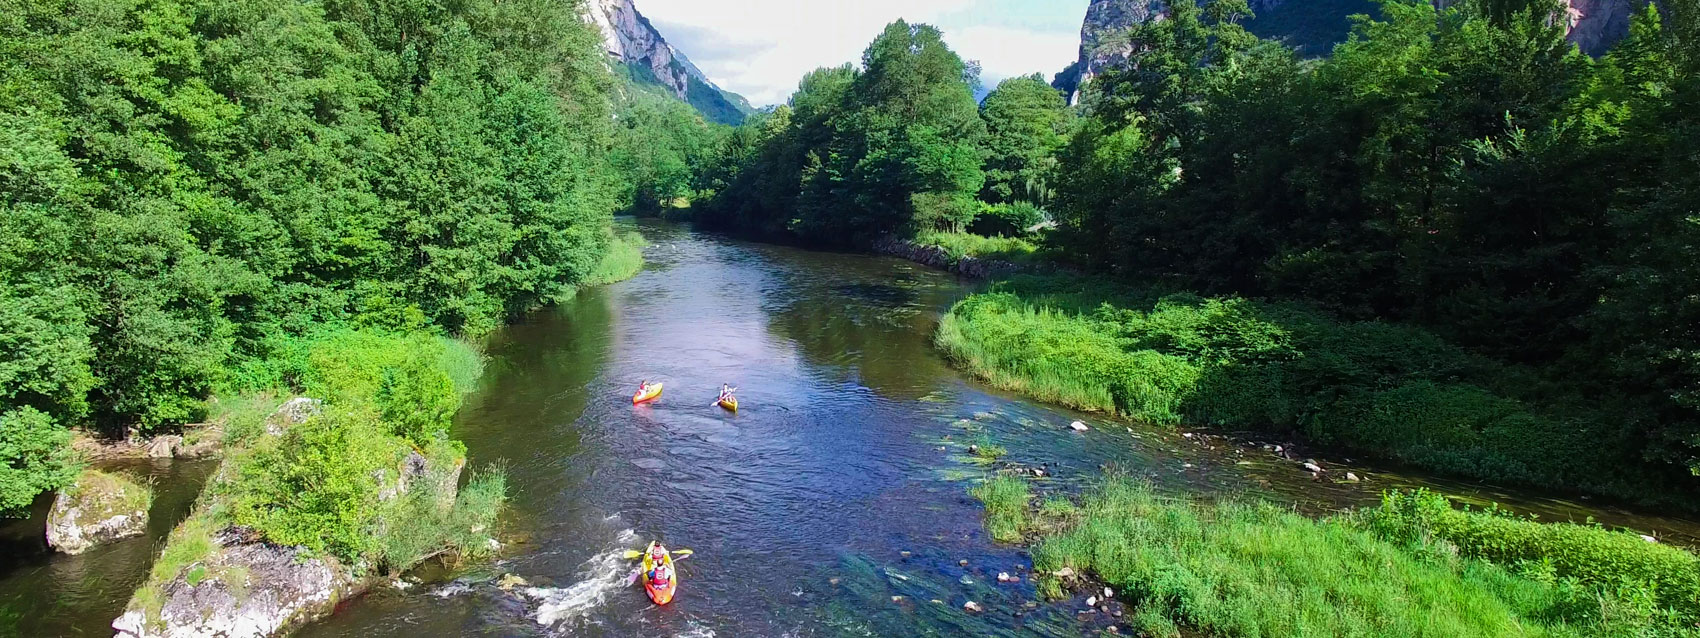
<box><xmin>46</xmin><ymin>470</ymin><xmax>151</xmax><ymax>555</ymax></box>
<box><xmin>147</xmin><ymin>435</ymin><xmax>182</xmax><ymax>459</ymax></box>
<box><xmin>112</xmin><ymin>528</ymin><xmax>357</xmax><ymax>638</ymax></box>
<box><xmin>264</xmin><ymin>398</ymin><xmax>323</xmax><ymax>436</ymax></box>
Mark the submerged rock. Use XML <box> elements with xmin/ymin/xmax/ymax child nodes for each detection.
<box><xmin>1070</xmin><ymin>421</ymin><xmax>1090</xmax><ymax>432</ymax></box>
<box><xmin>46</xmin><ymin>470</ymin><xmax>151</xmax><ymax>555</ymax></box>
<box><xmin>147</xmin><ymin>435</ymin><xmax>182</xmax><ymax>459</ymax></box>
<box><xmin>112</xmin><ymin>528</ymin><xmax>357</xmax><ymax>638</ymax></box>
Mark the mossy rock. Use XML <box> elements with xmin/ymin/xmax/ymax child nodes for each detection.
<box><xmin>46</xmin><ymin>469</ymin><xmax>153</xmax><ymax>555</ymax></box>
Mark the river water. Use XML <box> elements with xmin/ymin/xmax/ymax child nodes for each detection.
<box><xmin>5</xmin><ymin>220</ymin><xmax>1699</xmax><ymax>637</ymax></box>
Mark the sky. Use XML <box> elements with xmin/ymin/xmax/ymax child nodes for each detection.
<box><xmin>636</xmin><ymin>0</ymin><xmax>1091</xmax><ymax>107</ymax></box>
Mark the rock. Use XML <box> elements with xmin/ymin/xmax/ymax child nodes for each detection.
<box><xmin>1056</xmin><ymin>567</ymin><xmax>1076</xmax><ymax>578</ymax></box>
<box><xmin>1641</xmin><ymin>535</ymin><xmax>1658</xmax><ymax>543</ymax></box>
<box><xmin>829</xmin><ymin>577</ymin><xmax>841</xmax><ymax>585</ymax></box>
<box><xmin>997</xmin><ymin>572</ymin><xmax>1012</xmax><ymax>583</ymax></box>
<box><xmin>1182</xmin><ymin>432</ymin><xmax>1194</xmax><ymax>438</ymax></box>
<box><xmin>1302</xmin><ymin>462</ymin><xmax>1325</xmax><ymax>474</ymax></box>
<box><xmin>46</xmin><ymin>470</ymin><xmax>150</xmax><ymax>555</ymax></box>
<box><xmin>1104</xmin><ymin>587</ymin><xmax>1114</xmax><ymax>598</ymax></box>
<box><xmin>113</xmin><ymin>528</ymin><xmax>357</xmax><ymax>638</ymax></box>
<box><xmin>1107</xmin><ymin>626</ymin><xmax>1119</xmax><ymax>634</ymax></box>
<box><xmin>967</xmin><ymin>445</ymin><xmax>980</xmax><ymax>454</ymax></box>
<box><xmin>900</xmin><ymin>550</ymin><xmax>911</xmax><ymax>558</ymax></box>
<box><xmin>959</xmin><ymin>576</ymin><xmax>974</xmax><ymax>585</ymax></box>
<box><xmin>963</xmin><ymin>601</ymin><xmax>983</xmax><ymax>613</ymax></box>
<box><xmin>1031</xmin><ymin>468</ymin><xmax>1045</xmax><ymax>477</ymax></box>
<box><xmin>1345</xmin><ymin>472</ymin><xmax>1361</xmax><ymax>483</ymax></box>
<box><xmin>932</xmin><ymin>599</ymin><xmax>945</xmax><ymax>605</ymax></box>
<box><xmin>1070</xmin><ymin>421</ymin><xmax>1090</xmax><ymax>432</ymax></box>
<box><xmin>1087</xmin><ymin>595</ymin><xmax>1098</xmax><ymax>606</ymax></box>
<box><xmin>381</xmin><ymin>450</ymin><xmax>465</xmax><ymax>505</ymax></box>
<box><xmin>891</xmin><ymin>595</ymin><xmax>905</xmax><ymax>603</ymax></box>
<box><xmin>147</xmin><ymin>435</ymin><xmax>182</xmax><ymax>459</ymax></box>
<box><xmin>1274</xmin><ymin>445</ymin><xmax>1284</xmax><ymax>453</ymax></box>
<box><xmin>265</xmin><ymin>398</ymin><xmax>323</xmax><ymax>436</ymax></box>
<box><xmin>497</xmin><ymin>573</ymin><xmax>529</xmax><ymax>591</ymax></box>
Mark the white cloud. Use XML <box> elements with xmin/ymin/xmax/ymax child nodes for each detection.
<box><xmin>637</xmin><ymin>0</ymin><xmax>1087</xmax><ymax>107</ymax></box>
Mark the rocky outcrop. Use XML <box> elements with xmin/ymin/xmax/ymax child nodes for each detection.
<box><xmin>872</xmin><ymin>237</ymin><xmax>1033</xmax><ymax>280</ymax></box>
<box><xmin>45</xmin><ymin>470</ymin><xmax>151</xmax><ymax>555</ymax></box>
<box><xmin>583</xmin><ymin>0</ymin><xmax>753</xmax><ymax>124</ymax></box>
<box><xmin>1056</xmin><ymin>0</ymin><xmax>1658</xmax><ymax>101</ymax></box>
<box><xmin>111</xmin><ymin>528</ymin><xmax>357</xmax><ymax>638</ymax></box>
<box><xmin>264</xmin><ymin>397</ymin><xmax>322</xmax><ymax>436</ymax></box>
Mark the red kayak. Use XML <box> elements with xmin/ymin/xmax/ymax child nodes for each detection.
<box><xmin>640</xmin><ymin>542</ymin><xmax>677</xmax><ymax>605</ymax></box>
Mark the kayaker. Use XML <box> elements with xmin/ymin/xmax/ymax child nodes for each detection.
<box><xmin>717</xmin><ymin>384</ymin><xmax>736</xmax><ymax>401</ymax></box>
<box><xmin>647</xmin><ymin>544</ymin><xmax>671</xmax><ymax>583</ymax></box>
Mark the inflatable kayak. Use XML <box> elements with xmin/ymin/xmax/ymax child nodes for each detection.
<box><xmin>717</xmin><ymin>395</ymin><xmax>738</xmax><ymax>412</ymax></box>
<box><xmin>640</xmin><ymin>542</ymin><xmax>677</xmax><ymax>605</ymax></box>
<box><xmin>632</xmin><ymin>382</ymin><xmax>663</xmax><ymax>405</ymax></box>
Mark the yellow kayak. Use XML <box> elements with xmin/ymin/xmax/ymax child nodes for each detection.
<box><xmin>633</xmin><ymin>382</ymin><xmax>663</xmax><ymax>405</ymax></box>
<box><xmin>717</xmin><ymin>395</ymin><xmax>738</xmax><ymax>412</ymax></box>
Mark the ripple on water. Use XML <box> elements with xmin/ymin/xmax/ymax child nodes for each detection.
<box><xmin>521</xmin><ymin>530</ymin><xmax>639</xmax><ymax>627</ymax></box>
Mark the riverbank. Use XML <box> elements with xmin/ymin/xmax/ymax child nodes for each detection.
<box><xmin>974</xmin><ymin>474</ymin><xmax>1700</xmax><ymax>637</ymax></box>
<box><xmin>113</xmin><ymin>331</ymin><xmax>506</xmax><ymax>638</ymax></box>
<box><xmin>936</xmin><ymin>275</ymin><xmax>1694</xmax><ymax>510</ymax></box>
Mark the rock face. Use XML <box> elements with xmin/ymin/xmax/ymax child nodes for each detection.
<box><xmin>264</xmin><ymin>397</ymin><xmax>322</xmax><ymax>436</ymax></box>
<box><xmin>1055</xmin><ymin>0</ymin><xmax>1658</xmax><ymax>102</ymax></box>
<box><xmin>111</xmin><ymin>529</ymin><xmax>357</xmax><ymax>638</ymax></box>
<box><xmin>583</xmin><ymin>0</ymin><xmax>753</xmax><ymax>124</ymax></box>
<box><xmin>45</xmin><ymin>470</ymin><xmax>151</xmax><ymax>555</ymax></box>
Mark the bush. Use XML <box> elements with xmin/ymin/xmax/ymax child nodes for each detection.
<box><xmin>303</xmin><ymin>331</ymin><xmax>461</xmax><ymax>446</ymax></box>
<box><xmin>582</xmin><ymin>230</ymin><xmax>647</xmax><ymax>287</ymax></box>
<box><xmin>912</xmin><ymin>229</ymin><xmax>1043</xmax><ymax>265</ymax></box>
<box><xmin>220</xmin><ymin>408</ymin><xmax>409</xmax><ymax>562</ymax></box>
<box><xmin>911</xmin><ymin>192</ymin><xmax>980</xmax><ymax>233</ymax></box>
<box><xmin>1362</xmin><ymin>490</ymin><xmax>1700</xmax><ymax>622</ymax></box>
<box><xmin>970</xmin><ymin>201</ymin><xmax>1046</xmax><ymax>237</ymax></box>
<box><xmin>0</xmin><ymin>406</ymin><xmax>79</xmax><ymax>515</ymax></box>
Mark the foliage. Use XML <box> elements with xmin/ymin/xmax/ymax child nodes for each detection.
<box><xmin>939</xmin><ymin>277</ymin><xmax>1678</xmax><ymax>503</ymax></box>
<box><xmin>301</xmin><ymin>331</ymin><xmax>464</xmax><ymax>446</ymax></box>
<box><xmin>697</xmin><ymin>21</ymin><xmax>986</xmax><ymax>245</ymax></box>
<box><xmin>582</xmin><ymin>230</ymin><xmax>649</xmax><ymax>287</ymax></box>
<box><xmin>1361</xmin><ymin>490</ymin><xmax>1700</xmax><ymax>621</ymax></box>
<box><xmin>0</xmin><ymin>407</ymin><xmax>80</xmax><ymax>515</ymax></box>
<box><xmin>978</xmin><ymin>74</ymin><xmax>1071</xmax><ymax>206</ymax></box>
<box><xmin>1021</xmin><ymin>478</ymin><xmax>1693</xmax><ymax>638</ymax></box>
<box><xmin>970</xmin><ymin>201</ymin><xmax>1047</xmax><ymax>238</ymax></box>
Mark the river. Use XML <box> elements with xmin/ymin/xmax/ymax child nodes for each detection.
<box><xmin>4</xmin><ymin>219</ymin><xmax>1698</xmax><ymax>637</ymax></box>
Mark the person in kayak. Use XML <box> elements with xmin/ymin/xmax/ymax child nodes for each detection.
<box><xmin>647</xmin><ymin>545</ymin><xmax>672</xmax><ymax>585</ymax></box>
<box><xmin>717</xmin><ymin>384</ymin><xmax>736</xmax><ymax>402</ymax></box>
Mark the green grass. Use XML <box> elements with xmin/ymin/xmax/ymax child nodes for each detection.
<box><xmin>936</xmin><ymin>275</ymin><xmax>1670</xmax><ymax>504</ymax></box>
<box><xmin>66</xmin><ymin>469</ymin><xmax>152</xmax><ymax>519</ymax></box>
<box><xmin>969</xmin><ymin>475</ymin><xmax>1030</xmax><ymax>543</ymax></box>
<box><xmin>912</xmin><ymin>230</ymin><xmax>1043</xmax><ymax>265</ymax></box>
<box><xmin>1001</xmin><ymin>478</ymin><xmax>1694</xmax><ymax>638</ymax></box>
<box><xmin>583</xmin><ymin>230</ymin><xmax>647</xmax><ymax>287</ymax></box>
<box><xmin>969</xmin><ymin>437</ymin><xmax>1008</xmax><ymax>461</ymax></box>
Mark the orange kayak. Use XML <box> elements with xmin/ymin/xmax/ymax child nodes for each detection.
<box><xmin>640</xmin><ymin>543</ymin><xmax>677</xmax><ymax>605</ymax></box>
<box><xmin>632</xmin><ymin>382</ymin><xmax>663</xmax><ymax>405</ymax></box>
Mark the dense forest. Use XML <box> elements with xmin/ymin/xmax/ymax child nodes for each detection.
<box><xmin>0</xmin><ymin>0</ymin><xmax>660</xmax><ymax>512</ymax></box>
<box><xmin>684</xmin><ymin>0</ymin><xmax>1700</xmax><ymax>503</ymax></box>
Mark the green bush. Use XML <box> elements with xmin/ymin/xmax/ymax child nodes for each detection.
<box><xmin>0</xmin><ymin>407</ymin><xmax>79</xmax><ymax>515</ymax></box>
<box><xmin>970</xmin><ymin>201</ymin><xmax>1045</xmax><ymax>237</ymax></box>
<box><xmin>221</xmin><ymin>408</ymin><xmax>408</xmax><ymax>562</ymax></box>
<box><xmin>911</xmin><ymin>229</ymin><xmax>1043</xmax><ymax>265</ymax></box>
<box><xmin>1362</xmin><ymin>490</ymin><xmax>1700</xmax><ymax>622</ymax></box>
<box><xmin>303</xmin><ymin>331</ymin><xmax>461</xmax><ymax>446</ymax></box>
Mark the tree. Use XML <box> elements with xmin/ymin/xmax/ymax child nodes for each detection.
<box><xmin>979</xmin><ymin>74</ymin><xmax>1071</xmax><ymax>206</ymax></box>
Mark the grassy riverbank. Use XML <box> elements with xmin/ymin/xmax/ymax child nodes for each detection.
<box><xmin>127</xmin><ymin>330</ymin><xmax>506</xmax><ymax>629</ymax></box>
<box><xmin>976</xmin><ymin>476</ymin><xmax>1700</xmax><ymax>637</ymax></box>
<box><xmin>937</xmin><ymin>276</ymin><xmax>1688</xmax><ymax>506</ymax></box>
<box><xmin>911</xmin><ymin>230</ymin><xmax>1045</xmax><ymax>266</ymax></box>
<box><xmin>583</xmin><ymin>231</ymin><xmax>650</xmax><ymax>288</ymax></box>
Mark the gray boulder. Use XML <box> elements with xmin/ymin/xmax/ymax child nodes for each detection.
<box><xmin>111</xmin><ymin>528</ymin><xmax>356</xmax><ymax>638</ymax></box>
<box><xmin>46</xmin><ymin>470</ymin><xmax>151</xmax><ymax>555</ymax></box>
<box><xmin>264</xmin><ymin>398</ymin><xmax>323</xmax><ymax>436</ymax></box>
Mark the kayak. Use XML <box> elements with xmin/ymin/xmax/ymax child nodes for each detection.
<box><xmin>632</xmin><ymin>382</ymin><xmax>663</xmax><ymax>405</ymax></box>
<box><xmin>717</xmin><ymin>395</ymin><xmax>738</xmax><ymax>412</ymax></box>
<box><xmin>640</xmin><ymin>542</ymin><xmax>677</xmax><ymax>605</ymax></box>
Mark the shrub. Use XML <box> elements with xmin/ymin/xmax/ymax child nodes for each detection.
<box><xmin>912</xmin><ymin>229</ymin><xmax>1042</xmax><ymax>264</ymax></box>
<box><xmin>303</xmin><ymin>331</ymin><xmax>461</xmax><ymax>446</ymax></box>
<box><xmin>911</xmin><ymin>192</ymin><xmax>979</xmax><ymax>232</ymax></box>
<box><xmin>220</xmin><ymin>408</ymin><xmax>408</xmax><ymax>562</ymax></box>
<box><xmin>0</xmin><ymin>406</ymin><xmax>79</xmax><ymax>515</ymax></box>
<box><xmin>970</xmin><ymin>201</ymin><xmax>1045</xmax><ymax>237</ymax></box>
<box><xmin>1361</xmin><ymin>490</ymin><xmax>1700</xmax><ymax>622</ymax></box>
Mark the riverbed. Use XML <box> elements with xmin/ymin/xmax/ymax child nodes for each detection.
<box><xmin>4</xmin><ymin>219</ymin><xmax>1697</xmax><ymax>637</ymax></box>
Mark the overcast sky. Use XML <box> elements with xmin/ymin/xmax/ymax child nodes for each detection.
<box><xmin>636</xmin><ymin>0</ymin><xmax>1090</xmax><ymax>107</ymax></box>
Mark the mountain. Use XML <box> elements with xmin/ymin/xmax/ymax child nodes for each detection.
<box><xmin>1054</xmin><ymin>0</ymin><xmax>1658</xmax><ymax>104</ymax></box>
<box><xmin>585</xmin><ymin>0</ymin><xmax>754</xmax><ymax>125</ymax></box>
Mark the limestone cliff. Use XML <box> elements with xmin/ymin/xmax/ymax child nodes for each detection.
<box><xmin>1055</xmin><ymin>0</ymin><xmax>1659</xmax><ymax>103</ymax></box>
<box><xmin>584</xmin><ymin>0</ymin><xmax>753</xmax><ymax>124</ymax></box>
